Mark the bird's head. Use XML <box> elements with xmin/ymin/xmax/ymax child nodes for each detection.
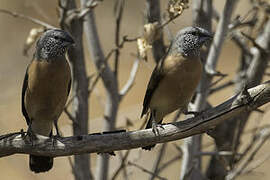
<box><xmin>35</xmin><ymin>29</ymin><xmax>75</xmax><ymax>60</ymax></box>
<box><xmin>171</xmin><ymin>26</ymin><xmax>213</xmax><ymax>57</ymax></box>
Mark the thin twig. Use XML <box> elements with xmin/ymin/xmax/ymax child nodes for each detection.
<box><xmin>0</xmin><ymin>9</ymin><xmax>55</xmax><ymax>28</ymax></box>
<box><xmin>127</xmin><ymin>161</ymin><xmax>167</xmax><ymax>180</ymax></box>
<box><xmin>119</xmin><ymin>58</ymin><xmax>140</xmax><ymax>99</ymax></box>
<box><xmin>226</xmin><ymin>128</ymin><xmax>270</xmax><ymax>180</ymax></box>
<box><xmin>111</xmin><ymin>150</ymin><xmax>130</xmax><ymax>180</ymax></box>
<box><xmin>242</xmin><ymin>153</ymin><xmax>270</xmax><ymax>174</ymax></box>
<box><xmin>209</xmin><ymin>73</ymin><xmax>228</xmax><ymax>88</ymax></box>
<box><xmin>64</xmin><ymin>108</ymin><xmax>76</xmax><ymax>123</ymax></box>
<box><xmin>113</xmin><ymin>0</ymin><xmax>125</xmax><ymax>77</ymax></box>
<box><xmin>157</xmin><ymin>154</ymin><xmax>182</xmax><ymax>174</ymax></box>
<box><xmin>88</xmin><ymin>72</ymin><xmax>102</xmax><ymax>95</ymax></box>
<box><xmin>157</xmin><ymin>14</ymin><xmax>181</xmax><ymax>30</ymax></box>
<box><xmin>149</xmin><ymin>110</ymin><xmax>182</xmax><ymax>180</ymax></box>
<box><xmin>209</xmin><ymin>81</ymin><xmax>234</xmax><ymax>95</ymax></box>
<box><xmin>195</xmin><ymin>151</ymin><xmax>242</xmax><ymax>157</ymax></box>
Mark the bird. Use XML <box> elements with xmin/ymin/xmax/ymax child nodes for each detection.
<box><xmin>141</xmin><ymin>26</ymin><xmax>212</xmax><ymax>150</ymax></box>
<box><xmin>21</xmin><ymin>29</ymin><xmax>74</xmax><ymax>173</ymax></box>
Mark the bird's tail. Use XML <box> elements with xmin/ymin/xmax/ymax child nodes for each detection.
<box><xmin>29</xmin><ymin>155</ymin><xmax>53</xmax><ymax>173</ymax></box>
<box><xmin>142</xmin><ymin>112</ymin><xmax>161</xmax><ymax>151</ymax></box>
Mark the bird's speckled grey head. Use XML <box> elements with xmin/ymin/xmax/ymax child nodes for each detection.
<box><xmin>169</xmin><ymin>26</ymin><xmax>212</xmax><ymax>57</ymax></box>
<box><xmin>35</xmin><ymin>29</ymin><xmax>74</xmax><ymax>60</ymax></box>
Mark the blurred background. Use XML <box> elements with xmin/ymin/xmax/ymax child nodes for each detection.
<box><xmin>0</xmin><ymin>0</ymin><xmax>270</xmax><ymax>179</ymax></box>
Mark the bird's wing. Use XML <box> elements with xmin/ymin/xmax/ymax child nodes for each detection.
<box><xmin>141</xmin><ymin>60</ymin><xmax>166</xmax><ymax>118</ymax></box>
<box><xmin>21</xmin><ymin>67</ymin><xmax>30</xmax><ymax>125</ymax></box>
<box><xmin>67</xmin><ymin>79</ymin><xmax>71</xmax><ymax>97</ymax></box>
<box><xmin>141</xmin><ymin>42</ymin><xmax>173</xmax><ymax>118</ymax></box>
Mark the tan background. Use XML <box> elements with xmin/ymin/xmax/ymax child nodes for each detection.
<box><xmin>0</xmin><ymin>0</ymin><xmax>269</xmax><ymax>179</ymax></box>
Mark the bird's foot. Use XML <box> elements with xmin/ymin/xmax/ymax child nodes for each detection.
<box><xmin>52</xmin><ymin>134</ymin><xmax>62</xmax><ymax>147</ymax></box>
<box><xmin>20</xmin><ymin>129</ymin><xmax>26</xmax><ymax>138</ymax></box>
<box><xmin>152</xmin><ymin>121</ymin><xmax>164</xmax><ymax>136</ymax></box>
<box><xmin>26</xmin><ymin>128</ymin><xmax>37</xmax><ymax>146</ymax></box>
<box><xmin>183</xmin><ymin>110</ymin><xmax>201</xmax><ymax>117</ymax></box>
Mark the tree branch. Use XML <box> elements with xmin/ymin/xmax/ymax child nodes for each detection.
<box><xmin>0</xmin><ymin>9</ymin><xmax>55</xmax><ymax>28</ymax></box>
<box><xmin>58</xmin><ymin>0</ymin><xmax>92</xmax><ymax>179</ymax></box>
<box><xmin>0</xmin><ymin>82</ymin><xmax>270</xmax><ymax>157</ymax></box>
<box><xmin>80</xmin><ymin>1</ymin><xmax>119</xmax><ymax>179</ymax></box>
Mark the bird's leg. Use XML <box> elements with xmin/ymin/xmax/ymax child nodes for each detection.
<box><xmin>151</xmin><ymin>110</ymin><xmax>162</xmax><ymax>136</ymax></box>
<box><xmin>53</xmin><ymin>120</ymin><xmax>61</xmax><ymax>147</ymax></box>
<box><xmin>182</xmin><ymin>105</ymin><xmax>201</xmax><ymax>117</ymax></box>
<box><xmin>54</xmin><ymin>120</ymin><xmax>61</xmax><ymax>137</ymax></box>
<box><xmin>26</xmin><ymin>119</ymin><xmax>37</xmax><ymax>146</ymax></box>
<box><xmin>183</xmin><ymin>110</ymin><xmax>201</xmax><ymax>116</ymax></box>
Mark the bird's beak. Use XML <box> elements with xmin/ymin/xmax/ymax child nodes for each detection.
<box><xmin>64</xmin><ymin>33</ymin><xmax>75</xmax><ymax>46</ymax></box>
<box><xmin>200</xmin><ymin>34</ymin><xmax>213</xmax><ymax>44</ymax></box>
<box><xmin>63</xmin><ymin>37</ymin><xmax>75</xmax><ymax>48</ymax></box>
<box><xmin>67</xmin><ymin>37</ymin><xmax>75</xmax><ymax>45</ymax></box>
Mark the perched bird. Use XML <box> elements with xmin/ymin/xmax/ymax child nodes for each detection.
<box><xmin>21</xmin><ymin>29</ymin><xmax>74</xmax><ymax>173</ymax></box>
<box><xmin>141</xmin><ymin>26</ymin><xmax>212</xmax><ymax>150</ymax></box>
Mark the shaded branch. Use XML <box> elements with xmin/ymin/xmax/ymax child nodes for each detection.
<box><xmin>0</xmin><ymin>82</ymin><xmax>270</xmax><ymax>157</ymax></box>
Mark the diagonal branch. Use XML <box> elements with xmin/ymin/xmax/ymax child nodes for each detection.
<box><xmin>119</xmin><ymin>57</ymin><xmax>140</xmax><ymax>99</ymax></box>
<box><xmin>0</xmin><ymin>82</ymin><xmax>270</xmax><ymax>158</ymax></box>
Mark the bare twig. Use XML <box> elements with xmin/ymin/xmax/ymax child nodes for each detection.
<box><xmin>150</xmin><ymin>110</ymin><xmax>181</xmax><ymax>180</ymax></box>
<box><xmin>157</xmin><ymin>155</ymin><xmax>182</xmax><ymax>174</ymax></box>
<box><xmin>88</xmin><ymin>72</ymin><xmax>101</xmax><ymax>95</ymax></box>
<box><xmin>205</xmin><ymin>0</ymin><xmax>238</xmax><ymax>76</ymax></box>
<box><xmin>119</xmin><ymin>58</ymin><xmax>140</xmax><ymax>99</ymax></box>
<box><xmin>127</xmin><ymin>161</ymin><xmax>167</xmax><ymax>180</ymax></box>
<box><xmin>0</xmin><ymin>9</ymin><xmax>55</xmax><ymax>28</ymax></box>
<box><xmin>145</xmin><ymin>0</ymin><xmax>166</xmax><ymax>63</ymax></box>
<box><xmin>59</xmin><ymin>0</ymin><xmax>92</xmax><ymax>179</ymax></box>
<box><xmin>111</xmin><ymin>151</ymin><xmax>130</xmax><ymax>180</ymax></box>
<box><xmin>241</xmin><ymin>32</ymin><xmax>268</xmax><ymax>53</ymax></box>
<box><xmin>64</xmin><ymin>108</ymin><xmax>76</xmax><ymax>123</ymax></box>
<box><xmin>207</xmin><ymin>16</ymin><xmax>270</xmax><ymax>180</ymax></box>
<box><xmin>181</xmin><ymin>0</ymin><xmax>214</xmax><ymax>179</ymax></box>
<box><xmin>195</xmin><ymin>151</ymin><xmax>242</xmax><ymax>157</ymax></box>
<box><xmin>231</xmin><ymin>31</ymin><xmax>252</xmax><ymax>57</ymax></box>
<box><xmin>242</xmin><ymin>153</ymin><xmax>270</xmax><ymax>175</ymax></box>
<box><xmin>113</xmin><ymin>0</ymin><xmax>125</xmax><ymax>77</ymax></box>
<box><xmin>226</xmin><ymin>128</ymin><xmax>270</xmax><ymax>180</ymax></box>
<box><xmin>209</xmin><ymin>81</ymin><xmax>235</xmax><ymax>95</ymax></box>
<box><xmin>209</xmin><ymin>73</ymin><xmax>228</xmax><ymax>88</ymax></box>
<box><xmin>80</xmin><ymin>0</ymin><xmax>120</xmax><ymax>179</ymax></box>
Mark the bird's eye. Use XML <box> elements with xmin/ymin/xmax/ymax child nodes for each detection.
<box><xmin>54</xmin><ymin>36</ymin><xmax>60</xmax><ymax>40</ymax></box>
<box><xmin>190</xmin><ymin>32</ymin><xmax>198</xmax><ymax>36</ymax></box>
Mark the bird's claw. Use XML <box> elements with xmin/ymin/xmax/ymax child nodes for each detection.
<box><xmin>52</xmin><ymin>134</ymin><xmax>61</xmax><ymax>147</ymax></box>
<box><xmin>26</xmin><ymin>128</ymin><xmax>37</xmax><ymax>146</ymax></box>
<box><xmin>152</xmin><ymin>121</ymin><xmax>163</xmax><ymax>136</ymax></box>
<box><xmin>183</xmin><ymin>110</ymin><xmax>201</xmax><ymax>117</ymax></box>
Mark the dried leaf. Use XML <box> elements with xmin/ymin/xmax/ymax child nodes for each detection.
<box><xmin>167</xmin><ymin>0</ymin><xmax>189</xmax><ymax>19</ymax></box>
<box><xmin>137</xmin><ymin>38</ymin><xmax>152</xmax><ymax>61</ymax></box>
<box><xmin>143</xmin><ymin>22</ymin><xmax>160</xmax><ymax>45</ymax></box>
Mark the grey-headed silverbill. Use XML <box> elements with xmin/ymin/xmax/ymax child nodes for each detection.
<box><xmin>141</xmin><ymin>26</ymin><xmax>212</xmax><ymax>150</ymax></box>
<box><xmin>21</xmin><ymin>29</ymin><xmax>74</xmax><ymax>172</ymax></box>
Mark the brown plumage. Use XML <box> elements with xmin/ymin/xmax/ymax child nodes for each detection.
<box><xmin>21</xmin><ymin>29</ymin><xmax>74</xmax><ymax>172</ymax></box>
<box><xmin>141</xmin><ymin>27</ymin><xmax>212</xmax><ymax>150</ymax></box>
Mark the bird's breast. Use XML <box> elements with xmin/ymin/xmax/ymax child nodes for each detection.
<box><xmin>150</xmin><ymin>55</ymin><xmax>202</xmax><ymax>118</ymax></box>
<box><xmin>26</xmin><ymin>58</ymin><xmax>71</xmax><ymax>120</ymax></box>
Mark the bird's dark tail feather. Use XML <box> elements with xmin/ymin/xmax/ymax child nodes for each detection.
<box><xmin>142</xmin><ymin>113</ymin><xmax>162</xmax><ymax>151</ymax></box>
<box><xmin>29</xmin><ymin>155</ymin><xmax>53</xmax><ymax>173</ymax></box>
